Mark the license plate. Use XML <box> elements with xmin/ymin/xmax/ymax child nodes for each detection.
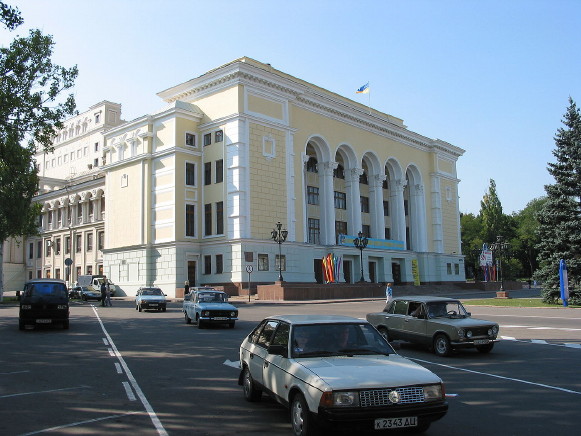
<box><xmin>474</xmin><ymin>339</ymin><xmax>490</xmax><ymax>345</ymax></box>
<box><xmin>149</xmin><ymin>303</ymin><xmax>158</xmax><ymax>306</ymax></box>
<box><xmin>36</xmin><ymin>319</ymin><xmax>52</xmax><ymax>324</ymax></box>
<box><xmin>374</xmin><ymin>417</ymin><xmax>417</xmax><ymax>429</ymax></box>
<box><xmin>213</xmin><ymin>317</ymin><xmax>227</xmax><ymax>320</ymax></box>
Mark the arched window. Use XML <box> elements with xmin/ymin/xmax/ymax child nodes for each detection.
<box><xmin>306</xmin><ymin>156</ymin><xmax>318</xmax><ymax>173</ymax></box>
<box><xmin>333</xmin><ymin>164</ymin><xmax>345</xmax><ymax>179</ymax></box>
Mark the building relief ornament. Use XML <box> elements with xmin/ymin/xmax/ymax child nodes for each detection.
<box><xmin>321</xmin><ymin>161</ymin><xmax>338</xmax><ymax>176</ymax></box>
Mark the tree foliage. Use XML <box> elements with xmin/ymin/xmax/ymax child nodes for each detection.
<box><xmin>0</xmin><ymin>2</ymin><xmax>77</xmax><ymax>297</ymax></box>
<box><xmin>534</xmin><ymin>98</ymin><xmax>581</xmax><ymax>303</ymax></box>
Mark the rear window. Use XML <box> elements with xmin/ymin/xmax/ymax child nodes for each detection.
<box><xmin>23</xmin><ymin>282</ymin><xmax>67</xmax><ymax>298</ymax></box>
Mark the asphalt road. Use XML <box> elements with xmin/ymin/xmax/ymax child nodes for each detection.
<box><xmin>1</xmin><ymin>299</ymin><xmax>580</xmax><ymax>435</ymax></box>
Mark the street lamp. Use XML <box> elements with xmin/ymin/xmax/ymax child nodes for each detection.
<box><xmin>271</xmin><ymin>222</ymin><xmax>288</xmax><ymax>282</ymax></box>
<box><xmin>353</xmin><ymin>230</ymin><xmax>368</xmax><ymax>282</ymax></box>
<box><xmin>490</xmin><ymin>235</ymin><xmax>509</xmax><ymax>292</ymax></box>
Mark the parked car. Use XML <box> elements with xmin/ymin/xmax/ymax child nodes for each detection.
<box><xmin>183</xmin><ymin>289</ymin><xmax>238</xmax><ymax>328</ymax></box>
<box><xmin>366</xmin><ymin>296</ymin><xmax>500</xmax><ymax>356</ymax></box>
<box><xmin>80</xmin><ymin>286</ymin><xmax>102</xmax><ymax>302</ymax></box>
<box><xmin>239</xmin><ymin>314</ymin><xmax>448</xmax><ymax>435</ymax></box>
<box><xmin>135</xmin><ymin>287</ymin><xmax>167</xmax><ymax>312</ymax></box>
<box><xmin>69</xmin><ymin>286</ymin><xmax>81</xmax><ymax>299</ymax></box>
<box><xmin>19</xmin><ymin>279</ymin><xmax>69</xmax><ymax>330</ymax></box>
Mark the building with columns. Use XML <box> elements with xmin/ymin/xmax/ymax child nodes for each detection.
<box><xmin>5</xmin><ymin>58</ymin><xmax>465</xmax><ymax>296</ymax></box>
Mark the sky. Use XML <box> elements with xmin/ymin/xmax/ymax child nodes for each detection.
<box><xmin>2</xmin><ymin>0</ymin><xmax>580</xmax><ymax>215</ymax></box>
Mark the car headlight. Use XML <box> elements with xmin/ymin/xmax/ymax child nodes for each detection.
<box><xmin>466</xmin><ymin>330</ymin><xmax>473</xmax><ymax>338</ymax></box>
<box><xmin>458</xmin><ymin>329</ymin><xmax>465</xmax><ymax>338</ymax></box>
<box><xmin>320</xmin><ymin>391</ymin><xmax>360</xmax><ymax>407</ymax></box>
<box><xmin>423</xmin><ymin>384</ymin><xmax>444</xmax><ymax>401</ymax></box>
<box><xmin>202</xmin><ymin>310</ymin><xmax>210</xmax><ymax>317</ymax></box>
<box><xmin>231</xmin><ymin>311</ymin><xmax>237</xmax><ymax>317</ymax></box>
<box><xmin>21</xmin><ymin>305</ymin><xmax>32</xmax><ymax>310</ymax></box>
<box><xmin>489</xmin><ymin>325</ymin><xmax>499</xmax><ymax>336</ymax></box>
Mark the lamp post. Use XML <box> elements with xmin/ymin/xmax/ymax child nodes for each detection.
<box><xmin>353</xmin><ymin>231</ymin><xmax>368</xmax><ymax>282</ymax></box>
<box><xmin>271</xmin><ymin>222</ymin><xmax>288</xmax><ymax>282</ymax></box>
<box><xmin>490</xmin><ymin>235</ymin><xmax>509</xmax><ymax>292</ymax></box>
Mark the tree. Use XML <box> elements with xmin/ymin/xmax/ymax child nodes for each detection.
<box><xmin>512</xmin><ymin>198</ymin><xmax>546</xmax><ymax>280</ymax></box>
<box><xmin>535</xmin><ymin>98</ymin><xmax>581</xmax><ymax>303</ymax></box>
<box><xmin>460</xmin><ymin>212</ymin><xmax>484</xmax><ymax>280</ymax></box>
<box><xmin>0</xmin><ymin>2</ymin><xmax>78</xmax><ymax>300</ymax></box>
<box><xmin>480</xmin><ymin>179</ymin><xmax>507</xmax><ymax>242</ymax></box>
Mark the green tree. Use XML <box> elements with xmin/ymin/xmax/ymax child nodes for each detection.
<box><xmin>0</xmin><ymin>2</ymin><xmax>77</xmax><ymax>300</ymax></box>
<box><xmin>480</xmin><ymin>179</ymin><xmax>507</xmax><ymax>242</ymax></box>
<box><xmin>460</xmin><ymin>212</ymin><xmax>484</xmax><ymax>280</ymax></box>
<box><xmin>535</xmin><ymin>98</ymin><xmax>581</xmax><ymax>303</ymax></box>
<box><xmin>512</xmin><ymin>197</ymin><xmax>546</xmax><ymax>280</ymax></box>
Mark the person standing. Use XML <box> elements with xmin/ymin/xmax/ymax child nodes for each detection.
<box><xmin>385</xmin><ymin>282</ymin><xmax>393</xmax><ymax>304</ymax></box>
<box><xmin>100</xmin><ymin>281</ymin><xmax>107</xmax><ymax>307</ymax></box>
<box><xmin>105</xmin><ymin>279</ymin><xmax>112</xmax><ymax>307</ymax></box>
<box><xmin>184</xmin><ymin>281</ymin><xmax>190</xmax><ymax>295</ymax></box>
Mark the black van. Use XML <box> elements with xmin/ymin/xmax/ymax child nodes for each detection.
<box><xmin>19</xmin><ymin>279</ymin><xmax>69</xmax><ymax>330</ymax></box>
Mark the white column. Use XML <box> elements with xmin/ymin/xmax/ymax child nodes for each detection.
<box><xmin>345</xmin><ymin>168</ymin><xmax>363</xmax><ymax>235</ymax></box>
<box><xmin>370</xmin><ymin>174</ymin><xmax>387</xmax><ymax>239</ymax></box>
<box><xmin>390</xmin><ymin>179</ymin><xmax>406</xmax><ymax>247</ymax></box>
<box><xmin>431</xmin><ymin>175</ymin><xmax>444</xmax><ymax>253</ymax></box>
<box><xmin>410</xmin><ymin>183</ymin><xmax>428</xmax><ymax>252</ymax></box>
<box><xmin>320</xmin><ymin>161</ymin><xmax>338</xmax><ymax>245</ymax></box>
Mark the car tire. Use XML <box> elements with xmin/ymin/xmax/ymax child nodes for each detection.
<box><xmin>290</xmin><ymin>392</ymin><xmax>317</xmax><ymax>436</ymax></box>
<box><xmin>434</xmin><ymin>334</ymin><xmax>452</xmax><ymax>357</ymax></box>
<box><xmin>185</xmin><ymin>312</ymin><xmax>192</xmax><ymax>324</ymax></box>
<box><xmin>476</xmin><ymin>343</ymin><xmax>494</xmax><ymax>353</ymax></box>
<box><xmin>197</xmin><ymin>319</ymin><xmax>205</xmax><ymax>329</ymax></box>
<box><xmin>162</xmin><ymin>307</ymin><xmax>167</xmax><ymax>312</ymax></box>
<box><xmin>63</xmin><ymin>320</ymin><xmax>69</xmax><ymax>330</ymax></box>
<box><xmin>19</xmin><ymin>320</ymin><xmax>25</xmax><ymax>330</ymax></box>
<box><xmin>377</xmin><ymin>326</ymin><xmax>391</xmax><ymax>342</ymax></box>
<box><xmin>242</xmin><ymin>366</ymin><xmax>262</xmax><ymax>402</ymax></box>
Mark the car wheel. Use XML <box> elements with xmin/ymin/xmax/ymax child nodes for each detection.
<box><xmin>242</xmin><ymin>366</ymin><xmax>262</xmax><ymax>402</ymax></box>
<box><xmin>434</xmin><ymin>334</ymin><xmax>452</xmax><ymax>357</ymax></box>
<box><xmin>162</xmin><ymin>307</ymin><xmax>166</xmax><ymax>312</ymax></box>
<box><xmin>229</xmin><ymin>322</ymin><xmax>235</xmax><ymax>329</ymax></box>
<box><xmin>377</xmin><ymin>326</ymin><xmax>391</xmax><ymax>342</ymax></box>
<box><xmin>185</xmin><ymin>312</ymin><xmax>192</xmax><ymax>324</ymax></box>
<box><xmin>63</xmin><ymin>320</ymin><xmax>70</xmax><ymax>330</ymax></box>
<box><xmin>19</xmin><ymin>320</ymin><xmax>25</xmax><ymax>330</ymax></box>
<box><xmin>476</xmin><ymin>343</ymin><xmax>494</xmax><ymax>353</ymax></box>
<box><xmin>290</xmin><ymin>392</ymin><xmax>317</xmax><ymax>436</ymax></box>
<box><xmin>197</xmin><ymin>318</ymin><xmax>205</xmax><ymax>329</ymax></box>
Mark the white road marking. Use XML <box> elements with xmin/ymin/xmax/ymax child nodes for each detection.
<box><xmin>531</xmin><ymin>339</ymin><xmax>548</xmax><ymax>344</ymax></box>
<box><xmin>502</xmin><ymin>324</ymin><xmax>581</xmax><ymax>331</ymax></box>
<box><xmin>122</xmin><ymin>381</ymin><xmax>137</xmax><ymax>401</ymax></box>
<box><xmin>0</xmin><ymin>385</ymin><xmax>89</xmax><ymax>399</ymax></box>
<box><xmin>108</xmin><ymin>348</ymin><xmax>115</xmax><ymax>357</ymax></box>
<box><xmin>115</xmin><ymin>362</ymin><xmax>123</xmax><ymax>374</ymax></box>
<box><xmin>18</xmin><ymin>411</ymin><xmax>142</xmax><ymax>436</ymax></box>
<box><xmin>223</xmin><ymin>359</ymin><xmax>241</xmax><ymax>369</ymax></box>
<box><xmin>412</xmin><ymin>358</ymin><xmax>581</xmax><ymax>395</ymax></box>
<box><xmin>91</xmin><ymin>306</ymin><xmax>168</xmax><ymax>435</ymax></box>
<box><xmin>0</xmin><ymin>370</ymin><xmax>29</xmax><ymax>375</ymax></box>
<box><xmin>564</xmin><ymin>343</ymin><xmax>581</xmax><ymax>349</ymax></box>
<box><xmin>102</xmin><ymin>338</ymin><xmax>109</xmax><ymax>345</ymax></box>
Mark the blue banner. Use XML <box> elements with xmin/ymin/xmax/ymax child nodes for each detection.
<box><xmin>559</xmin><ymin>259</ymin><xmax>569</xmax><ymax>307</ymax></box>
<box><xmin>337</xmin><ymin>234</ymin><xmax>405</xmax><ymax>251</ymax></box>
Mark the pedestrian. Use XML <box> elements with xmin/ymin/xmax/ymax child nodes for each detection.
<box><xmin>385</xmin><ymin>282</ymin><xmax>393</xmax><ymax>304</ymax></box>
<box><xmin>184</xmin><ymin>281</ymin><xmax>190</xmax><ymax>295</ymax></box>
<box><xmin>100</xmin><ymin>281</ymin><xmax>107</xmax><ymax>306</ymax></box>
<box><xmin>105</xmin><ymin>279</ymin><xmax>112</xmax><ymax>307</ymax></box>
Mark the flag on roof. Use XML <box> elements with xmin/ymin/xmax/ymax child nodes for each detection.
<box><xmin>356</xmin><ymin>82</ymin><xmax>369</xmax><ymax>94</ymax></box>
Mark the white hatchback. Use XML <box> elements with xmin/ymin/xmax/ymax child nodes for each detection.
<box><xmin>239</xmin><ymin>314</ymin><xmax>448</xmax><ymax>436</ymax></box>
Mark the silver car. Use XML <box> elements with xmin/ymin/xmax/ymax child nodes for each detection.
<box><xmin>366</xmin><ymin>296</ymin><xmax>499</xmax><ymax>356</ymax></box>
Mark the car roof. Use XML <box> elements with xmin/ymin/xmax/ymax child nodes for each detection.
<box><xmin>194</xmin><ymin>289</ymin><xmax>225</xmax><ymax>294</ymax></box>
<box><xmin>393</xmin><ymin>295</ymin><xmax>460</xmax><ymax>303</ymax></box>
<box><xmin>266</xmin><ymin>314</ymin><xmax>366</xmax><ymax>325</ymax></box>
<box><xmin>25</xmin><ymin>278</ymin><xmax>66</xmax><ymax>284</ymax></box>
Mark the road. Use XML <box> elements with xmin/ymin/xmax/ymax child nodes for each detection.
<box><xmin>1</xmin><ymin>299</ymin><xmax>580</xmax><ymax>435</ymax></box>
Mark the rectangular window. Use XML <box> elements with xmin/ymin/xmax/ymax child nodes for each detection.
<box><xmin>204</xmin><ymin>255</ymin><xmax>212</xmax><ymax>274</ymax></box>
<box><xmin>215</xmin><ymin>159</ymin><xmax>223</xmax><ymax>183</ymax></box>
<box><xmin>404</xmin><ymin>200</ymin><xmax>409</xmax><ymax>216</ymax></box>
<box><xmin>64</xmin><ymin>236</ymin><xmax>70</xmax><ymax>254</ymax></box>
<box><xmin>204</xmin><ymin>203</ymin><xmax>212</xmax><ymax>236</ymax></box>
<box><xmin>447</xmin><ymin>263</ymin><xmax>452</xmax><ymax>274</ymax></box>
<box><xmin>76</xmin><ymin>234</ymin><xmax>82</xmax><ymax>253</ymax></box>
<box><xmin>362</xmin><ymin>225</ymin><xmax>370</xmax><ymax>238</ymax></box>
<box><xmin>55</xmin><ymin>237</ymin><xmax>61</xmax><ymax>255</ymax></box>
<box><xmin>360</xmin><ymin>196</ymin><xmax>370</xmax><ymax>213</ymax></box>
<box><xmin>98</xmin><ymin>231</ymin><xmax>104</xmax><ymax>250</ymax></box>
<box><xmin>203</xmin><ymin>133</ymin><xmax>212</xmax><ymax>146</ymax></box>
<box><xmin>29</xmin><ymin>242</ymin><xmax>33</xmax><ymax>259</ymax></box>
<box><xmin>93</xmin><ymin>158</ymin><xmax>99</xmax><ymax>168</ymax></box>
<box><xmin>455</xmin><ymin>264</ymin><xmax>460</xmax><ymax>275</ymax></box>
<box><xmin>383</xmin><ymin>200</ymin><xmax>389</xmax><ymax>216</ymax></box>
<box><xmin>258</xmin><ymin>253</ymin><xmax>269</xmax><ymax>271</ymax></box>
<box><xmin>216</xmin><ymin>254</ymin><xmax>223</xmax><ymax>274</ymax></box>
<box><xmin>46</xmin><ymin>240</ymin><xmax>51</xmax><ymax>256</ymax></box>
<box><xmin>55</xmin><ymin>268</ymin><xmax>61</xmax><ymax>279</ymax></box>
<box><xmin>215</xmin><ymin>130</ymin><xmax>223</xmax><ymax>142</ymax></box>
<box><xmin>186</xmin><ymin>204</ymin><xmax>195</xmax><ymax>237</ymax></box>
<box><xmin>185</xmin><ymin>133</ymin><xmax>196</xmax><ymax>147</ymax></box>
<box><xmin>86</xmin><ymin>233</ymin><xmax>93</xmax><ymax>251</ymax></box>
<box><xmin>334</xmin><ymin>191</ymin><xmax>346</xmax><ymax>209</ymax></box>
<box><xmin>94</xmin><ymin>142</ymin><xmax>99</xmax><ymax>152</ymax></box>
<box><xmin>308</xmin><ymin>218</ymin><xmax>320</xmax><ymax>244</ymax></box>
<box><xmin>275</xmin><ymin>255</ymin><xmax>286</xmax><ymax>272</ymax></box>
<box><xmin>37</xmin><ymin>241</ymin><xmax>42</xmax><ymax>258</ymax></box>
<box><xmin>186</xmin><ymin>162</ymin><xmax>196</xmax><ymax>186</ymax></box>
<box><xmin>335</xmin><ymin>221</ymin><xmax>347</xmax><ymax>243</ymax></box>
<box><xmin>204</xmin><ymin>162</ymin><xmax>212</xmax><ymax>185</ymax></box>
<box><xmin>385</xmin><ymin>227</ymin><xmax>391</xmax><ymax>240</ymax></box>
<box><xmin>307</xmin><ymin>186</ymin><xmax>319</xmax><ymax>205</ymax></box>
<box><xmin>87</xmin><ymin>265</ymin><xmax>93</xmax><ymax>275</ymax></box>
<box><xmin>216</xmin><ymin>201</ymin><xmax>224</xmax><ymax>235</ymax></box>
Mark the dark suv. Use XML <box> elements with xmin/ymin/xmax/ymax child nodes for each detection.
<box><xmin>19</xmin><ymin>279</ymin><xmax>70</xmax><ymax>330</ymax></box>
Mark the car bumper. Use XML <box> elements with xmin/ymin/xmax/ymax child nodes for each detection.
<box><xmin>450</xmin><ymin>338</ymin><xmax>499</xmax><ymax>348</ymax></box>
<box><xmin>199</xmin><ymin>316</ymin><xmax>238</xmax><ymax>323</ymax></box>
<box><xmin>318</xmin><ymin>401</ymin><xmax>448</xmax><ymax>426</ymax></box>
<box><xmin>141</xmin><ymin>302</ymin><xmax>167</xmax><ymax>309</ymax></box>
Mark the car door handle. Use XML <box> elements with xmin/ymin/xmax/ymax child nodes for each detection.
<box><xmin>249</xmin><ymin>353</ymin><xmax>254</xmax><ymax>359</ymax></box>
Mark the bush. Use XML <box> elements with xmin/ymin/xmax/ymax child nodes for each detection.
<box><xmin>542</xmin><ymin>286</ymin><xmax>581</xmax><ymax>305</ymax></box>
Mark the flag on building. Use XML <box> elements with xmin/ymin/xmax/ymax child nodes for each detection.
<box><xmin>356</xmin><ymin>82</ymin><xmax>369</xmax><ymax>94</ymax></box>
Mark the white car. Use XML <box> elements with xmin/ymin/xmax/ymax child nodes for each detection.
<box><xmin>239</xmin><ymin>315</ymin><xmax>448</xmax><ymax>436</ymax></box>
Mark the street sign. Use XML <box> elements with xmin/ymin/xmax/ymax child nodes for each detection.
<box><xmin>65</xmin><ymin>257</ymin><xmax>73</xmax><ymax>266</ymax></box>
<box><xmin>245</xmin><ymin>265</ymin><xmax>253</xmax><ymax>273</ymax></box>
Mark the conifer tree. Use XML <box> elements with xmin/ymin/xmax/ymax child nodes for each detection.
<box><xmin>535</xmin><ymin>98</ymin><xmax>581</xmax><ymax>303</ymax></box>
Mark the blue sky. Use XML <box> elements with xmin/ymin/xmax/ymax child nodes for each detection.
<box><xmin>3</xmin><ymin>0</ymin><xmax>580</xmax><ymax>215</ymax></box>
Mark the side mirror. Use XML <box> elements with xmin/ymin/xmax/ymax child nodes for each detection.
<box><xmin>267</xmin><ymin>344</ymin><xmax>288</xmax><ymax>358</ymax></box>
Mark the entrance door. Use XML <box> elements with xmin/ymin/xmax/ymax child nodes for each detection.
<box><xmin>187</xmin><ymin>261</ymin><xmax>197</xmax><ymax>286</ymax></box>
<box><xmin>392</xmin><ymin>262</ymin><xmax>401</xmax><ymax>284</ymax></box>
<box><xmin>368</xmin><ymin>261</ymin><xmax>376</xmax><ymax>283</ymax></box>
<box><xmin>314</xmin><ymin>259</ymin><xmax>323</xmax><ymax>284</ymax></box>
<box><xmin>343</xmin><ymin>260</ymin><xmax>352</xmax><ymax>284</ymax></box>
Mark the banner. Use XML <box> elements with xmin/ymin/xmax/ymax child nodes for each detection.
<box><xmin>559</xmin><ymin>259</ymin><xmax>569</xmax><ymax>307</ymax></box>
<box><xmin>412</xmin><ymin>259</ymin><xmax>421</xmax><ymax>286</ymax></box>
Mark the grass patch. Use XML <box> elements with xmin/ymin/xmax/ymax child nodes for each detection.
<box><xmin>463</xmin><ymin>298</ymin><xmax>579</xmax><ymax>308</ymax></box>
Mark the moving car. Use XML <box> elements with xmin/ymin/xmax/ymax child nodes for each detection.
<box><xmin>19</xmin><ymin>279</ymin><xmax>70</xmax><ymax>330</ymax></box>
<box><xmin>366</xmin><ymin>296</ymin><xmax>500</xmax><ymax>356</ymax></box>
<box><xmin>239</xmin><ymin>314</ymin><xmax>448</xmax><ymax>435</ymax></box>
<box><xmin>135</xmin><ymin>287</ymin><xmax>167</xmax><ymax>312</ymax></box>
<box><xmin>183</xmin><ymin>289</ymin><xmax>237</xmax><ymax>328</ymax></box>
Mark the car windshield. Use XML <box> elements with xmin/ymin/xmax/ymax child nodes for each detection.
<box><xmin>24</xmin><ymin>283</ymin><xmax>67</xmax><ymax>298</ymax></box>
<box><xmin>291</xmin><ymin>323</ymin><xmax>394</xmax><ymax>358</ymax></box>
<box><xmin>198</xmin><ymin>293</ymin><xmax>225</xmax><ymax>303</ymax></box>
<box><xmin>142</xmin><ymin>289</ymin><xmax>163</xmax><ymax>296</ymax></box>
<box><xmin>427</xmin><ymin>301</ymin><xmax>469</xmax><ymax>319</ymax></box>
